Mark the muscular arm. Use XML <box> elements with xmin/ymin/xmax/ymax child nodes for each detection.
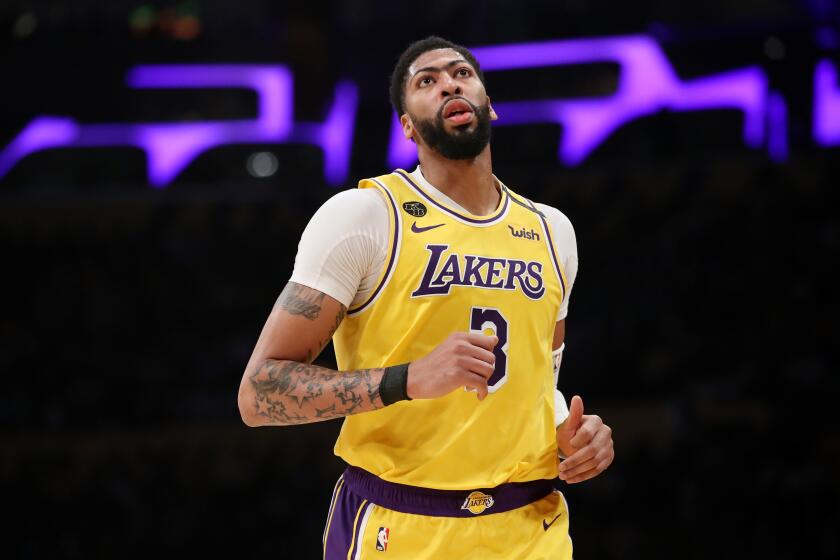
<box><xmin>237</xmin><ymin>282</ymin><xmax>386</xmax><ymax>427</ymax></box>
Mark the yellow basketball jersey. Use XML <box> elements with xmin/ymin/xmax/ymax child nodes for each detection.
<box><xmin>332</xmin><ymin>169</ymin><xmax>568</xmax><ymax>490</ymax></box>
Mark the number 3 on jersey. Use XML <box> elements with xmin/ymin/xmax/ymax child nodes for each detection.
<box><xmin>469</xmin><ymin>307</ymin><xmax>510</xmax><ymax>392</ymax></box>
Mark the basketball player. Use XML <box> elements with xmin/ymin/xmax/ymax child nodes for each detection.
<box><xmin>238</xmin><ymin>36</ymin><xmax>615</xmax><ymax>559</ymax></box>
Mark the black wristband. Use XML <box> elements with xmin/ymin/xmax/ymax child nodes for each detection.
<box><xmin>380</xmin><ymin>363</ymin><xmax>412</xmax><ymax>406</ymax></box>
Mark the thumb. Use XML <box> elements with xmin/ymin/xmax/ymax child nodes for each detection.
<box><xmin>564</xmin><ymin>395</ymin><xmax>584</xmax><ymax>431</ymax></box>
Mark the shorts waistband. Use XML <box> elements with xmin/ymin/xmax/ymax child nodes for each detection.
<box><xmin>341</xmin><ymin>466</ymin><xmax>556</xmax><ymax>517</ymax></box>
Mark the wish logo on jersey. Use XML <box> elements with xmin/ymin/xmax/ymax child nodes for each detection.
<box><xmin>411</xmin><ymin>244</ymin><xmax>545</xmax><ymax>299</ymax></box>
<box><xmin>508</xmin><ymin>225</ymin><xmax>541</xmax><ymax>241</ymax></box>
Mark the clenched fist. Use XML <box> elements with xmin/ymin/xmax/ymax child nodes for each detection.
<box><xmin>407</xmin><ymin>332</ymin><xmax>497</xmax><ymax>401</ymax></box>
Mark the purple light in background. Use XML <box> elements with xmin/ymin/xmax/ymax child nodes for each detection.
<box><xmin>387</xmin><ymin>36</ymin><xmax>769</xmax><ymax>169</ymax></box>
<box><xmin>136</xmin><ymin>123</ymin><xmax>227</xmax><ymax>187</ymax></box>
<box><xmin>389</xmin><ymin>112</ymin><xmax>414</xmax><ymax>172</ymax></box>
<box><xmin>767</xmin><ymin>91</ymin><xmax>788</xmax><ymax>162</ymax></box>
<box><xmin>289</xmin><ymin>81</ymin><xmax>359</xmax><ymax>186</ymax></box>
<box><xmin>127</xmin><ymin>65</ymin><xmax>293</xmax><ymax>137</ymax></box>
<box><xmin>814</xmin><ymin>27</ymin><xmax>840</xmax><ymax>50</ymax></box>
<box><xmin>0</xmin><ymin>117</ymin><xmax>78</xmax><ymax>178</ymax></box>
<box><xmin>0</xmin><ymin>64</ymin><xmax>359</xmax><ymax>186</ymax></box>
<box><xmin>814</xmin><ymin>59</ymin><xmax>840</xmax><ymax>146</ymax></box>
<box><xmin>320</xmin><ymin>81</ymin><xmax>358</xmax><ymax>185</ymax></box>
<box><xmin>667</xmin><ymin>67</ymin><xmax>767</xmax><ymax>148</ymax></box>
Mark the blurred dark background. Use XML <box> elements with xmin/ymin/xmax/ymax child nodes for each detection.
<box><xmin>1</xmin><ymin>0</ymin><xmax>838</xmax><ymax>558</ymax></box>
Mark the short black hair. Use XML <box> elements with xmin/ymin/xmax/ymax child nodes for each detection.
<box><xmin>389</xmin><ymin>36</ymin><xmax>485</xmax><ymax>116</ymax></box>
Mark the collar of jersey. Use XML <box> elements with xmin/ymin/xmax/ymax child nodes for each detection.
<box><xmin>394</xmin><ymin>168</ymin><xmax>510</xmax><ymax>227</ymax></box>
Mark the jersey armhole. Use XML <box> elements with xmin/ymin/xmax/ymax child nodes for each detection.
<box><xmin>523</xmin><ymin>196</ymin><xmax>569</xmax><ymax>305</ymax></box>
<box><xmin>347</xmin><ymin>178</ymin><xmax>402</xmax><ymax>316</ymax></box>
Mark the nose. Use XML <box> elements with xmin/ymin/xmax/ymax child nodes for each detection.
<box><xmin>438</xmin><ymin>73</ymin><xmax>462</xmax><ymax>98</ymax></box>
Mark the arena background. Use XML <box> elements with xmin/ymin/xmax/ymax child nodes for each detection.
<box><xmin>2</xmin><ymin>1</ymin><xmax>838</xmax><ymax>558</ymax></box>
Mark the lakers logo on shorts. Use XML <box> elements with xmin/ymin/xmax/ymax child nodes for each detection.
<box><xmin>461</xmin><ymin>491</ymin><xmax>495</xmax><ymax>515</ymax></box>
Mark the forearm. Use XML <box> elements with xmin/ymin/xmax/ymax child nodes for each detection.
<box><xmin>240</xmin><ymin>358</ymin><xmax>386</xmax><ymax>426</ymax></box>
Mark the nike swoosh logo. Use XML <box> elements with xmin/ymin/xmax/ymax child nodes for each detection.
<box><xmin>543</xmin><ymin>513</ymin><xmax>563</xmax><ymax>531</ymax></box>
<box><xmin>411</xmin><ymin>221</ymin><xmax>445</xmax><ymax>233</ymax></box>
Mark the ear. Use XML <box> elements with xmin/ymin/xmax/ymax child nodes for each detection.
<box><xmin>488</xmin><ymin>96</ymin><xmax>499</xmax><ymax>121</ymax></box>
<box><xmin>400</xmin><ymin>113</ymin><xmax>415</xmax><ymax>140</ymax></box>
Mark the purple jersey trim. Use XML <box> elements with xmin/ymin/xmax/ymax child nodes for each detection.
<box><xmin>347</xmin><ymin>179</ymin><xmax>401</xmax><ymax>316</ymax></box>
<box><xmin>341</xmin><ymin>466</ymin><xmax>555</xmax><ymax>518</ymax></box>
<box><xmin>394</xmin><ymin>169</ymin><xmax>510</xmax><ymax>225</ymax></box>
<box><xmin>519</xmin><ymin>193</ymin><xmax>566</xmax><ymax>301</ymax></box>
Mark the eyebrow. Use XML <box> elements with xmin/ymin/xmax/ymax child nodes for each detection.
<box><xmin>409</xmin><ymin>59</ymin><xmax>471</xmax><ymax>81</ymax></box>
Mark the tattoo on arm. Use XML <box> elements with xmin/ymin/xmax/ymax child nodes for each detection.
<box><xmin>249</xmin><ymin>283</ymin><xmax>373</xmax><ymax>424</ymax></box>
<box><xmin>276</xmin><ymin>282</ymin><xmax>327</xmax><ymax>320</ymax></box>
<box><xmin>248</xmin><ymin>359</ymin><xmax>385</xmax><ymax>425</ymax></box>
<box><xmin>304</xmin><ymin>304</ymin><xmax>347</xmax><ymax>363</ymax></box>
<box><xmin>276</xmin><ymin>283</ymin><xmax>348</xmax><ymax>363</ymax></box>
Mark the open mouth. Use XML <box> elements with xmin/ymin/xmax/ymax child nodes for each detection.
<box><xmin>443</xmin><ymin>99</ymin><xmax>474</xmax><ymax>124</ymax></box>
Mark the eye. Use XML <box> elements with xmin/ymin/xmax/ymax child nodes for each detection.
<box><xmin>418</xmin><ymin>76</ymin><xmax>434</xmax><ymax>88</ymax></box>
<box><xmin>457</xmin><ymin>67</ymin><xmax>471</xmax><ymax>77</ymax></box>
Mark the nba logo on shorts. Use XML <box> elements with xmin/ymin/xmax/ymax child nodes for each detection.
<box><xmin>376</xmin><ymin>527</ymin><xmax>389</xmax><ymax>552</ymax></box>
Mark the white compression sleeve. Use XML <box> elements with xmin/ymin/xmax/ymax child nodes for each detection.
<box><xmin>553</xmin><ymin>343</ymin><xmax>570</xmax><ymax>427</ymax></box>
<box><xmin>289</xmin><ymin>188</ymin><xmax>389</xmax><ymax>308</ymax></box>
<box><xmin>534</xmin><ymin>203</ymin><xmax>578</xmax><ymax>322</ymax></box>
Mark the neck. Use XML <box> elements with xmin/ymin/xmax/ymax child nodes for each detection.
<box><xmin>416</xmin><ymin>145</ymin><xmax>500</xmax><ymax>216</ymax></box>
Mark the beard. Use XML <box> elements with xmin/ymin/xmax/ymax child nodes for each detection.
<box><xmin>411</xmin><ymin>98</ymin><xmax>492</xmax><ymax>160</ymax></box>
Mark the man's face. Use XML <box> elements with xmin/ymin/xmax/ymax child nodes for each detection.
<box><xmin>401</xmin><ymin>48</ymin><xmax>497</xmax><ymax>160</ymax></box>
